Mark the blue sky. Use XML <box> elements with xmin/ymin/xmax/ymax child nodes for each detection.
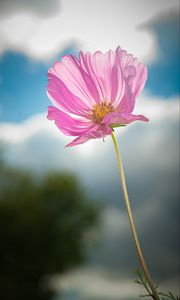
<box><xmin>147</xmin><ymin>12</ymin><xmax>179</xmax><ymax>97</ymax></box>
<box><xmin>0</xmin><ymin>10</ymin><xmax>179</xmax><ymax>123</ymax></box>
<box><xmin>0</xmin><ymin>1</ymin><xmax>179</xmax><ymax>299</ymax></box>
<box><xmin>0</xmin><ymin>45</ymin><xmax>76</xmax><ymax>122</ymax></box>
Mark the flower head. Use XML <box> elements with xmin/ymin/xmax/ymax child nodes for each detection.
<box><xmin>47</xmin><ymin>46</ymin><xmax>148</xmax><ymax>146</ymax></box>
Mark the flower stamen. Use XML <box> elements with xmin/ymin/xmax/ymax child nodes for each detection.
<box><xmin>92</xmin><ymin>101</ymin><xmax>114</xmax><ymax>123</ymax></box>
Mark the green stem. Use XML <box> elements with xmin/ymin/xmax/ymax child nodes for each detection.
<box><xmin>111</xmin><ymin>132</ymin><xmax>160</xmax><ymax>300</ymax></box>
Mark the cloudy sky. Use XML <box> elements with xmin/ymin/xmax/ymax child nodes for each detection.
<box><xmin>0</xmin><ymin>0</ymin><xmax>179</xmax><ymax>299</ymax></box>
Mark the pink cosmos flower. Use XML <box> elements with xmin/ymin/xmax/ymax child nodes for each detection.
<box><xmin>47</xmin><ymin>46</ymin><xmax>148</xmax><ymax>147</ymax></box>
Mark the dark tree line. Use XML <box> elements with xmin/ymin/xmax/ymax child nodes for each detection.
<box><xmin>0</xmin><ymin>160</ymin><xmax>98</xmax><ymax>300</ymax></box>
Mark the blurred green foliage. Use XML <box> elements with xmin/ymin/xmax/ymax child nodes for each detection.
<box><xmin>0</xmin><ymin>159</ymin><xmax>98</xmax><ymax>300</ymax></box>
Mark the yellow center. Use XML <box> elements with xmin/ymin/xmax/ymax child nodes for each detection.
<box><xmin>91</xmin><ymin>101</ymin><xmax>114</xmax><ymax>123</ymax></box>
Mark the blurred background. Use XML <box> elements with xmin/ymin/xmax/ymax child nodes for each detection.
<box><xmin>0</xmin><ymin>0</ymin><xmax>179</xmax><ymax>299</ymax></box>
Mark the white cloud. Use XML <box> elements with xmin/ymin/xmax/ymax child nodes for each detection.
<box><xmin>0</xmin><ymin>95</ymin><xmax>178</xmax><ymax>200</ymax></box>
<box><xmin>52</xmin><ymin>267</ymin><xmax>141</xmax><ymax>299</ymax></box>
<box><xmin>0</xmin><ymin>0</ymin><xmax>60</xmax><ymax>18</ymax></box>
<box><xmin>0</xmin><ymin>0</ymin><xmax>178</xmax><ymax>62</ymax></box>
<box><xmin>50</xmin><ymin>265</ymin><xmax>179</xmax><ymax>299</ymax></box>
<box><xmin>0</xmin><ymin>97</ymin><xmax>179</xmax><ymax>289</ymax></box>
<box><xmin>0</xmin><ymin>95</ymin><xmax>178</xmax><ymax>172</ymax></box>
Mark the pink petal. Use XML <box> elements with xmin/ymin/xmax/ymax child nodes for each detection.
<box><xmin>71</xmin><ymin>55</ymin><xmax>100</xmax><ymax>103</ymax></box>
<box><xmin>102</xmin><ymin>111</ymin><xmax>149</xmax><ymax>126</ymax></box>
<box><xmin>91</xmin><ymin>50</ymin><xmax>114</xmax><ymax>100</ymax></box>
<box><xmin>48</xmin><ymin>55</ymin><xmax>98</xmax><ymax>106</ymax></box>
<box><xmin>110</xmin><ymin>54</ymin><xmax>125</xmax><ymax>108</ymax></box>
<box><xmin>79</xmin><ymin>51</ymin><xmax>104</xmax><ymax>100</ymax></box>
<box><xmin>66</xmin><ymin>135</ymin><xmax>92</xmax><ymax>147</ymax></box>
<box><xmin>80</xmin><ymin>50</ymin><xmax>125</xmax><ymax>106</ymax></box>
<box><xmin>116</xmin><ymin>47</ymin><xmax>148</xmax><ymax>112</ymax></box>
<box><xmin>47</xmin><ymin>73</ymin><xmax>91</xmax><ymax>117</ymax></box>
<box><xmin>47</xmin><ymin>106</ymin><xmax>94</xmax><ymax>136</ymax></box>
<box><xmin>132</xmin><ymin>63</ymin><xmax>148</xmax><ymax>98</ymax></box>
<box><xmin>115</xmin><ymin>84</ymin><xmax>135</xmax><ymax>113</ymax></box>
<box><xmin>66</xmin><ymin>124</ymin><xmax>112</xmax><ymax>147</ymax></box>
